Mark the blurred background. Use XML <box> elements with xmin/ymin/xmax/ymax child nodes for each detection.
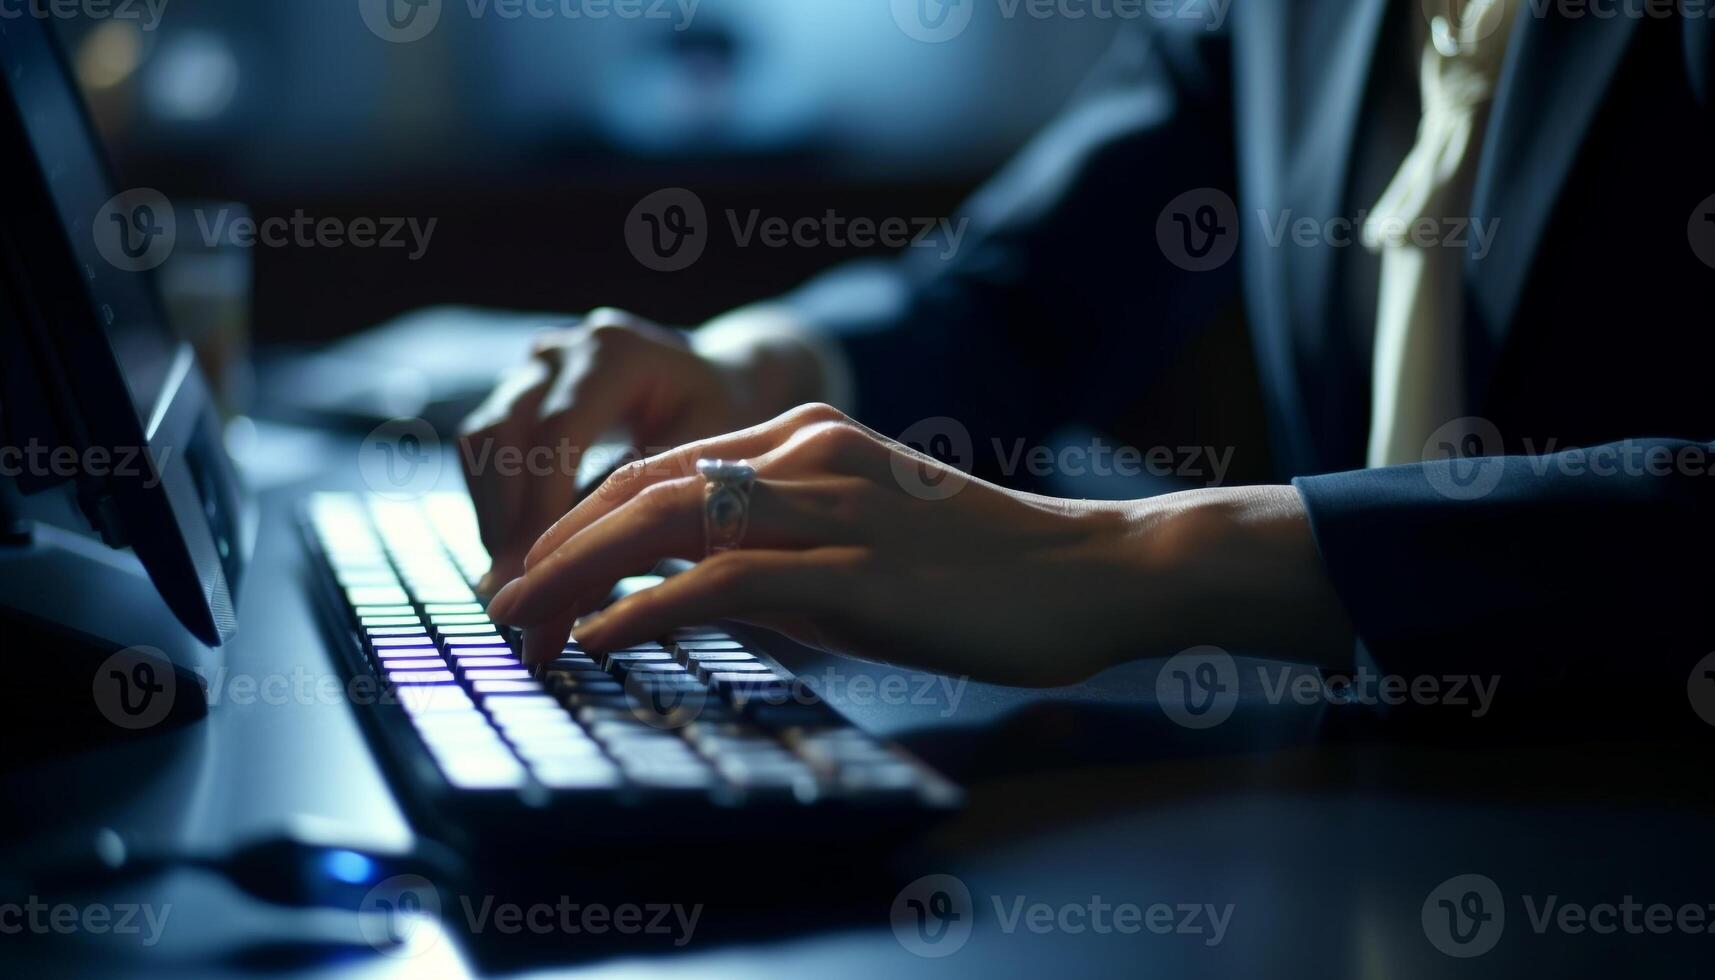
<box><xmin>58</xmin><ymin>0</ymin><xmax>1121</xmax><ymax>344</ymax></box>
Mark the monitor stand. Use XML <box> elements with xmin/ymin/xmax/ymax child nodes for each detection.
<box><xmin>0</xmin><ymin>517</ymin><xmax>216</xmax><ymax>745</ymax></box>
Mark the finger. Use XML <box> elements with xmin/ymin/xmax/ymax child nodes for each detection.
<box><xmin>504</xmin><ymin>351</ymin><xmax>640</xmax><ymax>570</ymax></box>
<box><xmin>520</xmin><ymin>608</ymin><xmax>581</xmax><ymax>667</ymax></box>
<box><xmin>491</xmin><ymin>475</ymin><xmax>836</xmax><ymax>628</ymax></box>
<box><xmin>572</xmin><ymin>549</ymin><xmax>854</xmax><ymax>653</ymax></box>
<box><xmin>460</xmin><ymin>357</ymin><xmax>554</xmax><ymax>583</ymax></box>
<box><xmin>522</xmin><ymin>402</ymin><xmax>847</xmax><ymax>571</ymax></box>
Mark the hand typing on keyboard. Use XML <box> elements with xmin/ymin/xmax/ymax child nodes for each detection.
<box><xmin>485</xmin><ymin>404</ymin><xmax>1358</xmax><ymax>686</ymax></box>
<box><xmin>456</xmin><ymin>307</ymin><xmax>833</xmax><ymax>595</ymax></box>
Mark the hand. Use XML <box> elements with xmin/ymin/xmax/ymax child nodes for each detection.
<box><xmin>458</xmin><ymin>307</ymin><xmax>827</xmax><ymax>593</ymax></box>
<box><xmin>486</xmin><ymin>404</ymin><xmax>1355</xmax><ymax>684</ymax></box>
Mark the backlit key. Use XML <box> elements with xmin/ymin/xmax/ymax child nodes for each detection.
<box><xmin>373</xmin><ymin>636</ymin><xmax>440</xmax><ymax>648</ymax></box>
<box><xmin>355</xmin><ymin>605</ymin><xmax>415</xmax><ymax>618</ymax></box>
<box><xmin>389</xmin><ymin>669</ymin><xmax>456</xmax><ymax>685</ymax></box>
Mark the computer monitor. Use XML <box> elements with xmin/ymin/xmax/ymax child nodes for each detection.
<box><xmin>0</xmin><ymin>15</ymin><xmax>248</xmax><ymax>646</ymax></box>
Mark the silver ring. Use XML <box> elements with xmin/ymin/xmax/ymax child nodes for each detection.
<box><xmin>697</xmin><ymin>459</ymin><xmax>756</xmax><ymax>556</ymax></box>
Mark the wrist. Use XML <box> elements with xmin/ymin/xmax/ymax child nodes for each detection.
<box><xmin>693</xmin><ymin>305</ymin><xmax>852</xmax><ymax>423</ymax></box>
<box><xmin>1111</xmin><ymin>486</ymin><xmax>1356</xmax><ymax>670</ymax></box>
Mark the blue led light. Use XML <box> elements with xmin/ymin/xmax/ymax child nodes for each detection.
<box><xmin>322</xmin><ymin>849</ymin><xmax>377</xmax><ymax>885</ymax></box>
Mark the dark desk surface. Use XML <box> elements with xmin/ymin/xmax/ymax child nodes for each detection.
<box><xmin>5</xmin><ymin>421</ymin><xmax>1712</xmax><ymax>979</ymax></box>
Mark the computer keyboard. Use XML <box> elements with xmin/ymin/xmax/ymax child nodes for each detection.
<box><xmin>302</xmin><ymin>492</ymin><xmax>960</xmax><ymax>829</ymax></box>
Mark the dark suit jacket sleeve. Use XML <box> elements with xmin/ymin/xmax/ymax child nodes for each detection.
<box><xmin>781</xmin><ymin>23</ymin><xmax>1238</xmax><ymax>448</ymax></box>
<box><xmin>1293</xmin><ymin>441</ymin><xmax>1714</xmax><ymax>697</ymax></box>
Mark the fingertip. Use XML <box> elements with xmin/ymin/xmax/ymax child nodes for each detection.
<box><xmin>487</xmin><ymin>577</ymin><xmax>526</xmax><ymax>622</ymax></box>
<box><xmin>475</xmin><ymin>569</ymin><xmax>501</xmax><ymax>601</ymax></box>
<box><xmin>569</xmin><ymin>612</ymin><xmax>611</xmax><ymax>652</ymax></box>
<box><xmin>521</xmin><ymin>625</ymin><xmax>569</xmax><ymax>666</ymax></box>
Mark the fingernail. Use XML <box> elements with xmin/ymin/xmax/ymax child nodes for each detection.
<box><xmin>487</xmin><ymin>577</ymin><xmax>525</xmax><ymax>622</ymax></box>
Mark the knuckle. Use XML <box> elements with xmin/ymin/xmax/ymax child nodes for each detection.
<box><xmin>783</xmin><ymin>402</ymin><xmax>848</xmax><ymax>427</ymax></box>
<box><xmin>596</xmin><ymin>458</ymin><xmax>650</xmax><ymax>501</ymax></box>
<box><xmin>792</xmin><ymin>420</ymin><xmax>866</xmax><ymax>466</ymax></box>
<box><xmin>584</xmin><ymin>306</ymin><xmax>634</xmax><ymax>328</ymax></box>
<box><xmin>633</xmin><ymin>477</ymin><xmax>693</xmax><ymax>517</ymax></box>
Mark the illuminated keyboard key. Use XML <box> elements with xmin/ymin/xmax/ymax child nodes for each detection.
<box><xmin>397</xmin><ymin>686</ymin><xmax>475</xmax><ymax>713</ymax></box>
<box><xmin>435</xmin><ymin>751</ymin><xmax>527</xmax><ymax>790</ymax></box>
<box><xmin>423</xmin><ymin>603</ymin><xmax>485</xmax><ymax>615</ymax></box>
<box><xmin>388</xmin><ymin>669</ymin><xmax>456</xmax><ymax>685</ymax></box>
<box><xmin>430</xmin><ymin>613</ymin><xmax>494</xmax><ymax>626</ymax></box>
<box><xmin>355</xmin><ymin>605</ymin><xmax>415</xmax><ymax>618</ymax></box>
<box><xmin>373</xmin><ymin>636</ymin><xmax>440</xmax><ymax>648</ymax></box>
<box><xmin>531</xmin><ymin>758</ymin><xmax>622</xmax><ymax>790</ymax></box>
<box><xmin>470</xmin><ymin>679</ymin><xmax>543</xmax><ymax>696</ymax></box>
<box><xmin>383</xmin><ymin>658</ymin><xmax>448</xmax><ymax>671</ymax></box>
<box><xmin>464</xmin><ymin>668</ymin><xmax>534</xmax><ymax>683</ymax></box>
<box><xmin>450</xmin><ymin>656</ymin><xmax>522</xmax><ymax>670</ymax></box>
<box><xmin>348</xmin><ymin>586</ymin><xmax>410</xmax><ymax>606</ymax></box>
<box><xmin>376</xmin><ymin>646</ymin><xmax>442</xmax><ymax>660</ymax></box>
<box><xmin>443</xmin><ymin>636</ymin><xmax>511</xmax><ymax>649</ymax></box>
<box><xmin>361</xmin><ymin>628</ymin><xmax>425</xmax><ymax>645</ymax></box>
